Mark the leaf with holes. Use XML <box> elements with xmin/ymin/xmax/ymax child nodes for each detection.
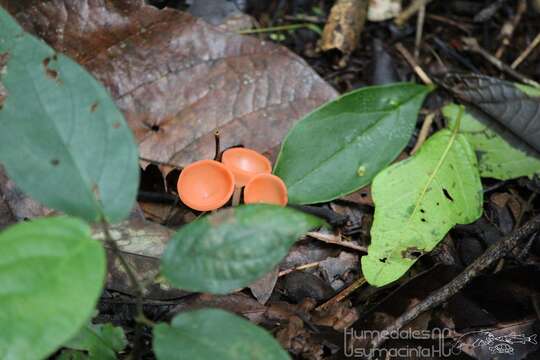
<box><xmin>274</xmin><ymin>83</ymin><xmax>432</xmax><ymax>204</ymax></box>
<box><xmin>361</xmin><ymin>128</ymin><xmax>483</xmax><ymax>286</ymax></box>
<box><xmin>443</xmin><ymin>103</ymin><xmax>540</xmax><ymax>180</ymax></box>
<box><xmin>153</xmin><ymin>308</ymin><xmax>290</xmax><ymax>360</ymax></box>
<box><xmin>0</xmin><ymin>217</ymin><xmax>105</xmax><ymax>360</ymax></box>
<box><xmin>0</xmin><ymin>7</ymin><xmax>138</xmax><ymax>223</ymax></box>
<box><xmin>160</xmin><ymin>204</ymin><xmax>323</xmax><ymax>294</ymax></box>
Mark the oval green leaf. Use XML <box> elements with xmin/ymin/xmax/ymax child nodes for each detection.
<box><xmin>362</xmin><ymin>128</ymin><xmax>483</xmax><ymax>286</ymax></box>
<box><xmin>274</xmin><ymin>83</ymin><xmax>432</xmax><ymax>204</ymax></box>
<box><xmin>443</xmin><ymin>103</ymin><xmax>540</xmax><ymax>180</ymax></box>
<box><xmin>0</xmin><ymin>217</ymin><xmax>106</xmax><ymax>360</ymax></box>
<box><xmin>153</xmin><ymin>308</ymin><xmax>290</xmax><ymax>360</ymax></box>
<box><xmin>160</xmin><ymin>204</ymin><xmax>323</xmax><ymax>294</ymax></box>
<box><xmin>0</xmin><ymin>8</ymin><xmax>139</xmax><ymax>223</ymax></box>
<box><xmin>62</xmin><ymin>323</ymin><xmax>127</xmax><ymax>360</ymax></box>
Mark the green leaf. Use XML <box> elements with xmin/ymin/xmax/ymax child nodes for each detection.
<box><xmin>443</xmin><ymin>103</ymin><xmax>540</xmax><ymax>180</ymax></box>
<box><xmin>274</xmin><ymin>83</ymin><xmax>432</xmax><ymax>204</ymax></box>
<box><xmin>362</xmin><ymin>128</ymin><xmax>483</xmax><ymax>286</ymax></box>
<box><xmin>62</xmin><ymin>323</ymin><xmax>127</xmax><ymax>360</ymax></box>
<box><xmin>153</xmin><ymin>308</ymin><xmax>290</xmax><ymax>360</ymax></box>
<box><xmin>0</xmin><ymin>217</ymin><xmax>106</xmax><ymax>360</ymax></box>
<box><xmin>0</xmin><ymin>7</ymin><xmax>139</xmax><ymax>223</ymax></box>
<box><xmin>160</xmin><ymin>204</ymin><xmax>323</xmax><ymax>294</ymax></box>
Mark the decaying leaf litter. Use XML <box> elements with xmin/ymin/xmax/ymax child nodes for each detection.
<box><xmin>1</xmin><ymin>0</ymin><xmax>540</xmax><ymax>359</ymax></box>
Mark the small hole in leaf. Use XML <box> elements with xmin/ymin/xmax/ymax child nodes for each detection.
<box><xmin>410</xmin><ymin>251</ymin><xmax>422</xmax><ymax>258</ymax></box>
<box><xmin>360</xmin><ymin>192</ymin><xmax>368</xmax><ymax>198</ymax></box>
<box><xmin>420</xmin><ymin>209</ymin><xmax>425</xmax><ymax>213</ymax></box>
<box><xmin>51</xmin><ymin>159</ymin><xmax>60</xmax><ymax>166</ymax></box>
<box><xmin>151</xmin><ymin>124</ymin><xmax>160</xmax><ymax>132</ymax></box>
<box><xmin>436</xmin><ymin>202</ymin><xmax>440</xmax><ymax>206</ymax></box>
<box><xmin>379</xmin><ymin>257</ymin><xmax>387</xmax><ymax>263</ymax></box>
<box><xmin>442</xmin><ymin>188</ymin><xmax>454</xmax><ymax>202</ymax></box>
<box><xmin>421</xmin><ymin>218</ymin><xmax>426</xmax><ymax>222</ymax></box>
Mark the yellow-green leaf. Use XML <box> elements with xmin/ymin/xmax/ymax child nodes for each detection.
<box><xmin>362</xmin><ymin>127</ymin><xmax>483</xmax><ymax>286</ymax></box>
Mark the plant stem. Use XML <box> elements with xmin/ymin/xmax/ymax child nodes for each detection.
<box><xmin>214</xmin><ymin>129</ymin><xmax>221</xmax><ymax>161</ymax></box>
<box><xmin>237</xmin><ymin>23</ymin><xmax>314</xmax><ymax>35</ymax></box>
<box><xmin>100</xmin><ymin>219</ymin><xmax>154</xmax><ymax>359</ymax></box>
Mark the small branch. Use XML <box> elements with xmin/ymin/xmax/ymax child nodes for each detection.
<box><xmin>511</xmin><ymin>32</ymin><xmax>540</xmax><ymax>69</ymax></box>
<box><xmin>461</xmin><ymin>37</ymin><xmax>540</xmax><ymax>88</ymax></box>
<box><xmin>395</xmin><ymin>43</ymin><xmax>433</xmax><ymax>85</ymax></box>
<box><xmin>410</xmin><ymin>112</ymin><xmax>436</xmax><ymax>155</ymax></box>
<box><xmin>369</xmin><ymin>214</ymin><xmax>540</xmax><ymax>353</ymax></box>
<box><xmin>395</xmin><ymin>0</ymin><xmax>433</xmax><ymax>27</ymax></box>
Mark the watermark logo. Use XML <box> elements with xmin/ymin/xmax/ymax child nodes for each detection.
<box><xmin>344</xmin><ymin>328</ymin><xmax>456</xmax><ymax>358</ymax></box>
<box><xmin>344</xmin><ymin>327</ymin><xmax>538</xmax><ymax>358</ymax></box>
<box><xmin>454</xmin><ymin>330</ymin><xmax>537</xmax><ymax>356</ymax></box>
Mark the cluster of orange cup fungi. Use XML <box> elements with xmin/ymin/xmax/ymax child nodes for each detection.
<box><xmin>177</xmin><ymin>148</ymin><xmax>288</xmax><ymax>211</ymax></box>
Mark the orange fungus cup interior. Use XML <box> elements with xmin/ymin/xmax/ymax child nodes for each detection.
<box><xmin>177</xmin><ymin>159</ymin><xmax>235</xmax><ymax>211</ymax></box>
<box><xmin>244</xmin><ymin>174</ymin><xmax>288</xmax><ymax>206</ymax></box>
<box><xmin>221</xmin><ymin>148</ymin><xmax>272</xmax><ymax>187</ymax></box>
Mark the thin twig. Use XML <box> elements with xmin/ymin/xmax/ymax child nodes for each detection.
<box><xmin>461</xmin><ymin>37</ymin><xmax>540</xmax><ymax>87</ymax></box>
<box><xmin>395</xmin><ymin>42</ymin><xmax>433</xmax><ymax>85</ymax></box>
<box><xmin>369</xmin><ymin>214</ymin><xmax>540</xmax><ymax>353</ymax></box>
<box><xmin>414</xmin><ymin>4</ymin><xmax>426</xmax><ymax>59</ymax></box>
<box><xmin>410</xmin><ymin>112</ymin><xmax>436</xmax><ymax>155</ymax></box>
<box><xmin>316</xmin><ymin>276</ymin><xmax>366</xmax><ymax>311</ymax></box>
<box><xmin>495</xmin><ymin>0</ymin><xmax>526</xmax><ymax>59</ymax></box>
<box><xmin>511</xmin><ymin>32</ymin><xmax>540</xmax><ymax>69</ymax></box>
<box><xmin>307</xmin><ymin>231</ymin><xmax>368</xmax><ymax>252</ymax></box>
<box><xmin>395</xmin><ymin>0</ymin><xmax>433</xmax><ymax>26</ymax></box>
<box><xmin>139</xmin><ymin>156</ymin><xmax>183</xmax><ymax>170</ymax></box>
<box><xmin>278</xmin><ymin>261</ymin><xmax>321</xmax><ymax>277</ymax></box>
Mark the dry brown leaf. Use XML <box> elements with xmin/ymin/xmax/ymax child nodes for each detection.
<box><xmin>3</xmin><ymin>0</ymin><xmax>337</xmax><ymax>169</ymax></box>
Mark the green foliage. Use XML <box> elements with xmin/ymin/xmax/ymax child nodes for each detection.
<box><xmin>161</xmin><ymin>204</ymin><xmax>323</xmax><ymax>294</ymax></box>
<box><xmin>0</xmin><ymin>7</ymin><xmax>139</xmax><ymax>224</ymax></box>
<box><xmin>153</xmin><ymin>308</ymin><xmax>290</xmax><ymax>360</ymax></box>
<box><xmin>443</xmin><ymin>103</ymin><xmax>540</xmax><ymax>180</ymax></box>
<box><xmin>60</xmin><ymin>323</ymin><xmax>127</xmax><ymax>360</ymax></box>
<box><xmin>0</xmin><ymin>217</ymin><xmax>106</xmax><ymax>360</ymax></box>
<box><xmin>362</xmin><ymin>127</ymin><xmax>483</xmax><ymax>286</ymax></box>
<box><xmin>274</xmin><ymin>83</ymin><xmax>432</xmax><ymax>204</ymax></box>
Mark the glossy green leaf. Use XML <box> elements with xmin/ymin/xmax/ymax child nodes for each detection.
<box><xmin>443</xmin><ymin>103</ymin><xmax>540</xmax><ymax>179</ymax></box>
<box><xmin>153</xmin><ymin>308</ymin><xmax>290</xmax><ymax>360</ymax></box>
<box><xmin>161</xmin><ymin>204</ymin><xmax>323</xmax><ymax>294</ymax></box>
<box><xmin>0</xmin><ymin>217</ymin><xmax>106</xmax><ymax>360</ymax></box>
<box><xmin>362</xmin><ymin>128</ymin><xmax>483</xmax><ymax>286</ymax></box>
<box><xmin>274</xmin><ymin>83</ymin><xmax>432</xmax><ymax>204</ymax></box>
<box><xmin>62</xmin><ymin>323</ymin><xmax>127</xmax><ymax>360</ymax></box>
<box><xmin>0</xmin><ymin>7</ymin><xmax>139</xmax><ymax>223</ymax></box>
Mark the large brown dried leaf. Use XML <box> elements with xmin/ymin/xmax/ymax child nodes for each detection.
<box><xmin>3</xmin><ymin>0</ymin><xmax>337</xmax><ymax>166</ymax></box>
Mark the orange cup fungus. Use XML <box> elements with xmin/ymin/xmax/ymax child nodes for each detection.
<box><xmin>244</xmin><ymin>173</ymin><xmax>288</xmax><ymax>206</ymax></box>
<box><xmin>177</xmin><ymin>159</ymin><xmax>234</xmax><ymax>211</ymax></box>
<box><xmin>221</xmin><ymin>147</ymin><xmax>272</xmax><ymax>187</ymax></box>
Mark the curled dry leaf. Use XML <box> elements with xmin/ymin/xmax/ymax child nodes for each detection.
<box><xmin>321</xmin><ymin>0</ymin><xmax>369</xmax><ymax>54</ymax></box>
<box><xmin>3</xmin><ymin>0</ymin><xmax>337</xmax><ymax>169</ymax></box>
